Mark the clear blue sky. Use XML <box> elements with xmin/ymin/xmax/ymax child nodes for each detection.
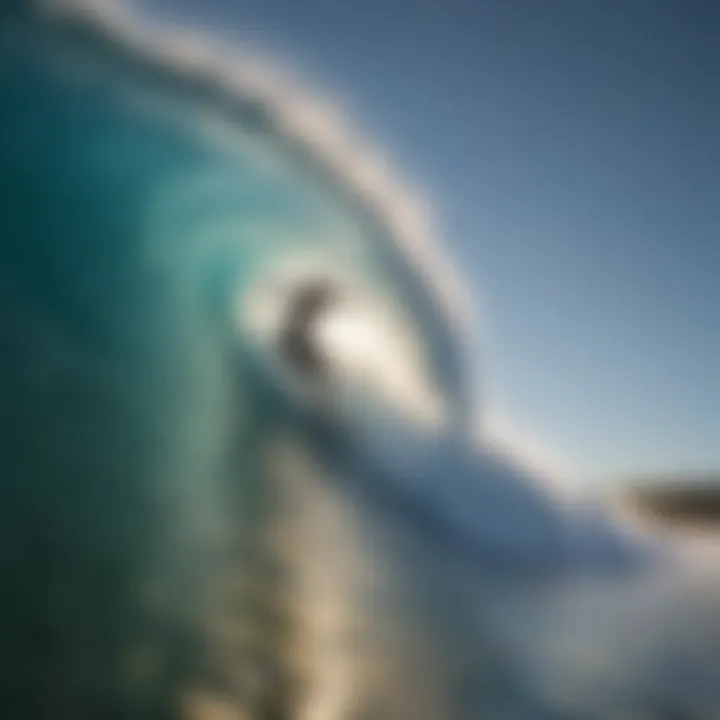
<box><xmin>144</xmin><ymin>0</ymin><xmax>718</xmax><ymax>482</ymax></box>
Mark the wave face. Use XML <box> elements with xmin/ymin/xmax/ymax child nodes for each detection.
<box><xmin>0</xmin><ymin>3</ymin><xmax>481</xmax><ymax>718</ymax></box>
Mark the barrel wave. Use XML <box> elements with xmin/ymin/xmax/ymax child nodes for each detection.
<box><xmin>2</xmin><ymin>2</ymin><xmax>720</xmax><ymax>719</ymax></box>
